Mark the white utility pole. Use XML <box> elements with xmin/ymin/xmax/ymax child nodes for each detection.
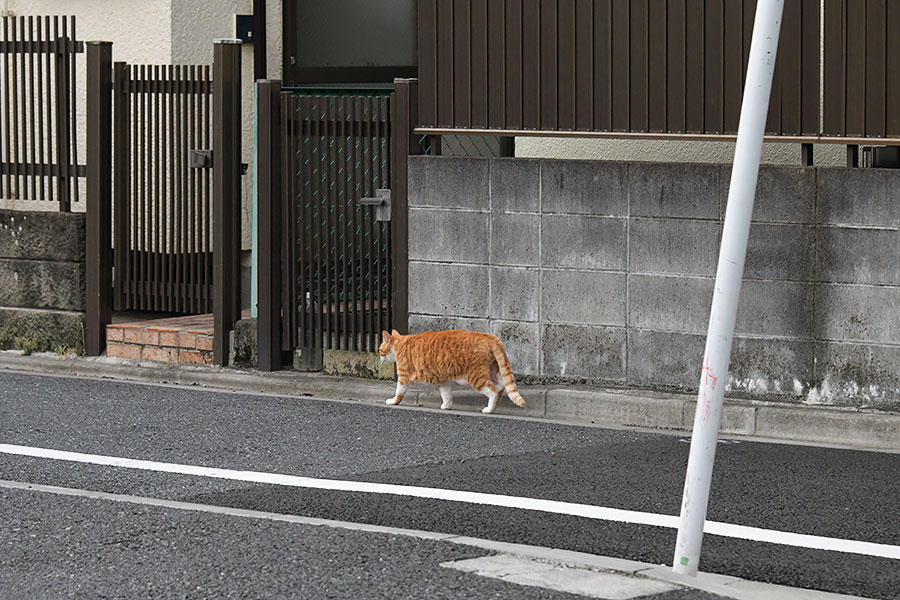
<box><xmin>672</xmin><ymin>0</ymin><xmax>784</xmax><ymax>577</ymax></box>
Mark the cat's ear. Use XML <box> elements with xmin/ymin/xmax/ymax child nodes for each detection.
<box><xmin>382</xmin><ymin>330</ymin><xmax>391</xmax><ymax>343</ymax></box>
<box><xmin>391</xmin><ymin>329</ymin><xmax>400</xmax><ymax>337</ymax></box>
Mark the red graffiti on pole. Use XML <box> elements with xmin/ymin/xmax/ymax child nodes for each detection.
<box><xmin>700</xmin><ymin>358</ymin><xmax>718</xmax><ymax>423</ymax></box>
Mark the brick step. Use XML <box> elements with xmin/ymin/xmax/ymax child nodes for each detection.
<box><xmin>106</xmin><ymin>313</ymin><xmax>215</xmax><ymax>365</ymax></box>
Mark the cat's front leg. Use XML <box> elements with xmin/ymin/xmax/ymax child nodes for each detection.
<box><xmin>386</xmin><ymin>380</ymin><xmax>408</xmax><ymax>405</ymax></box>
<box><xmin>438</xmin><ymin>385</ymin><xmax>453</xmax><ymax>410</ymax></box>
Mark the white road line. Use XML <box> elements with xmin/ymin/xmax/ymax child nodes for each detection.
<box><xmin>1</xmin><ymin>479</ymin><xmax>870</xmax><ymax>600</ymax></box>
<box><xmin>0</xmin><ymin>478</ymin><xmax>456</xmax><ymax>540</ymax></box>
<box><xmin>2</xmin><ymin>443</ymin><xmax>899</xmax><ymax>561</ymax></box>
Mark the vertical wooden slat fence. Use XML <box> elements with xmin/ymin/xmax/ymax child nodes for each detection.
<box><xmin>0</xmin><ymin>15</ymin><xmax>83</xmax><ymax>210</ymax></box>
<box><xmin>417</xmin><ymin>0</ymin><xmax>822</xmax><ymax>139</ymax></box>
<box><xmin>823</xmin><ymin>0</ymin><xmax>900</xmax><ymax>140</ymax></box>
<box><xmin>112</xmin><ymin>60</ymin><xmax>214</xmax><ymax>315</ymax></box>
<box><xmin>86</xmin><ymin>40</ymin><xmax>242</xmax><ymax>358</ymax></box>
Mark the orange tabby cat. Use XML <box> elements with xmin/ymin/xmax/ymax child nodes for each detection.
<box><xmin>379</xmin><ymin>329</ymin><xmax>525</xmax><ymax>414</ymax></box>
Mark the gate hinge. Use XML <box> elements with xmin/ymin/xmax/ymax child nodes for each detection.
<box><xmin>358</xmin><ymin>189</ymin><xmax>391</xmax><ymax>222</ymax></box>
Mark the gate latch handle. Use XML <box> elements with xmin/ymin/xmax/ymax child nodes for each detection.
<box><xmin>358</xmin><ymin>189</ymin><xmax>391</xmax><ymax>222</ymax></box>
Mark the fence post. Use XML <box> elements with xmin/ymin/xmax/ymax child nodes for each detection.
<box><xmin>112</xmin><ymin>62</ymin><xmax>129</xmax><ymax>310</ymax></box>
<box><xmin>212</xmin><ymin>39</ymin><xmax>242</xmax><ymax>367</ymax></box>
<box><xmin>391</xmin><ymin>78</ymin><xmax>421</xmax><ymax>335</ymax></box>
<box><xmin>498</xmin><ymin>137</ymin><xmax>515</xmax><ymax>157</ymax></box>
<box><xmin>256</xmin><ymin>80</ymin><xmax>282</xmax><ymax>371</ymax></box>
<box><xmin>85</xmin><ymin>41</ymin><xmax>113</xmax><ymax>356</ymax></box>
<box><xmin>54</xmin><ymin>34</ymin><xmax>73</xmax><ymax>212</ymax></box>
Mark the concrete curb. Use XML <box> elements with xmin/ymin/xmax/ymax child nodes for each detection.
<box><xmin>445</xmin><ymin>538</ymin><xmax>867</xmax><ymax>600</ymax></box>
<box><xmin>2</xmin><ymin>351</ymin><xmax>898</xmax><ymax>451</ymax></box>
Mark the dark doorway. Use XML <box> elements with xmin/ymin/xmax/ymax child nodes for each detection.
<box><xmin>282</xmin><ymin>0</ymin><xmax>417</xmax><ymax>85</ymax></box>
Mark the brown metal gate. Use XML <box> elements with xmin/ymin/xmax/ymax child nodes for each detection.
<box><xmin>0</xmin><ymin>15</ymin><xmax>83</xmax><ymax>210</ymax></box>
<box><xmin>282</xmin><ymin>89</ymin><xmax>394</xmax><ymax>366</ymax></box>
<box><xmin>256</xmin><ymin>80</ymin><xmax>419</xmax><ymax>371</ymax></box>
<box><xmin>111</xmin><ymin>62</ymin><xmax>214</xmax><ymax>314</ymax></box>
<box><xmin>85</xmin><ymin>40</ymin><xmax>242</xmax><ymax>360</ymax></box>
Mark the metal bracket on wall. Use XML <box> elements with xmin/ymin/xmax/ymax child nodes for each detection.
<box><xmin>189</xmin><ymin>149</ymin><xmax>213</xmax><ymax>169</ymax></box>
<box><xmin>358</xmin><ymin>189</ymin><xmax>392</xmax><ymax>222</ymax></box>
<box><xmin>294</xmin><ymin>344</ymin><xmax>323</xmax><ymax>372</ymax></box>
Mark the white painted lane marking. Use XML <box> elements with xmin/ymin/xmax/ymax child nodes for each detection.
<box><xmin>0</xmin><ymin>478</ymin><xmax>455</xmax><ymax>540</ymax></box>
<box><xmin>2</xmin><ymin>443</ymin><xmax>899</xmax><ymax>561</ymax></box>
<box><xmin>0</xmin><ymin>443</ymin><xmax>674</xmax><ymax>527</ymax></box>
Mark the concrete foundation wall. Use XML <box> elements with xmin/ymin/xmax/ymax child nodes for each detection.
<box><xmin>0</xmin><ymin>209</ymin><xmax>85</xmax><ymax>352</ymax></box>
<box><xmin>407</xmin><ymin>156</ymin><xmax>900</xmax><ymax>411</ymax></box>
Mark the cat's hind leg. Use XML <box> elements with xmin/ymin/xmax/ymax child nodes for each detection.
<box><xmin>478</xmin><ymin>381</ymin><xmax>501</xmax><ymax>414</ymax></box>
<box><xmin>490</xmin><ymin>362</ymin><xmax>505</xmax><ymax>399</ymax></box>
<box><xmin>386</xmin><ymin>378</ymin><xmax>409</xmax><ymax>405</ymax></box>
<box><xmin>494</xmin><ymin>373</ymin><xmax>505</xmax><ymax>399</ymax></box>
<box><xmin>439</xmin><ymin>385</ymin><xmax>453</xmax><ymax>410</ymax></box>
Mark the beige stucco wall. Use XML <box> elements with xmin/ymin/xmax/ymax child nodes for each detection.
<box><xmin>515</xmin><ymin>137</ymin><xmax>847</xmax><ymax>167</ymax></box>
<box><xmin>7</xmin><ymin>0</ymin><xmax>174</xmax><ymax>64</ymax></box>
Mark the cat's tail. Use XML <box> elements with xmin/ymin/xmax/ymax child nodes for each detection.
<box><xmin>491</xmin><ymin>340</ymin><xmax>525</xmax><ymax>408</ymax></box>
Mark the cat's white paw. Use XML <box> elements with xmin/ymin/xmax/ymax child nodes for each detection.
<box><xmin>385</xmin><ymin>397</ymin><xmax>401</xmax><ymax>405</ymax></box>
<box><xmin>481</xmin><ymin>406</ymin><xmax>495</xmax><ymax>414</ymax></box>
<box><xmin>440</xmin><ymin>402</ymin><xmax>452</xmax><ymax>410</ymax></box>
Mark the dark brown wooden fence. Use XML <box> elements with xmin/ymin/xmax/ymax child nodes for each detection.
<box><xmin>0</xmin><ymin>15</ymin><xmax>83</xmax><ymax>210</ymax></box>
<box><xmin>418</xmin><ymin>0</ymin><xmax>900</xmax><ymax>144</ymax></box>
<box><xmin>823</xmin><ymin>0</ymin><xmax>900</xmax><ymax>140</ymax></box>
<box><xmin>111</xmin><ymin>62</ymin><xmax>214</xmax><ymax>315</ymax></box>
<box><xmin>86</xmin><ymin>41</ymin><xmax>243</xmax><ymax>362</ymax></box>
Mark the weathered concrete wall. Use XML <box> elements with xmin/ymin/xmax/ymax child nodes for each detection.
<box><xmin>0</xmin><ymin>209</ymin><xmax>85</xmax><ymax>352</ymax></box>
<box><xmin>407</xmin><ymin>156</ymin><xmax>900</xmax><ymax>411</ymax></box>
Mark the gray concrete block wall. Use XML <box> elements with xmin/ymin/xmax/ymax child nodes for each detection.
<box><xmin>407</xmin><ymin>156</ymin><xmax>900</xmax><ymax>410</ymax></box>
<box><xmin>0</xmin><ymin>209</ymin><xmax>85</xmax><ymax>352</ymax></box>
<box><xmin>0</xmin><ymin>260</ymin><xmax>84</xmax><ymax>310</ymax></box>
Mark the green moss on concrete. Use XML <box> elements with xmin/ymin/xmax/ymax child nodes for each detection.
<box><xmin>229</xmin><ymin>318</ymin><xmax>394</xmax><ymax>380</ymax></box>
<box><xmin>232</xmin><ymin>318</ymin><xmax>257</xmax><ymax>367</ymax></box>
<box><xmin>324</xmin><ymin>349</ymin><xmax>395</xmax><ymax>380</ymax></box>
<box><xmin>0</xmin><ymin>309</ymin><xmax>84</xmax><ymax>355</ymax></box>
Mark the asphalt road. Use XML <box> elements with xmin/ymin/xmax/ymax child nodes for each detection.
<box><xmin>1</xmin><ymin>371</ymin><xmax>898</xmax><ymax>599</ymax></box>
